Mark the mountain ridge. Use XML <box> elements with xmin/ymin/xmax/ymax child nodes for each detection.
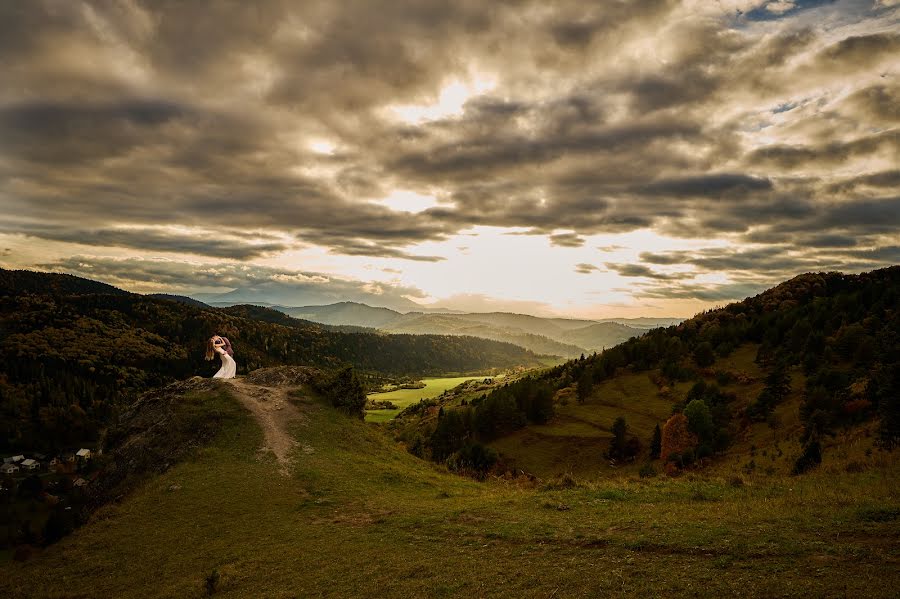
<box><xmin>276</xmin><ymin>301</ymin><xmax>664</xmax><ymax>357</ymax></box>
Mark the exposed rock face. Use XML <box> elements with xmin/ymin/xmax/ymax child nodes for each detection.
<box><xmin>88</xmin><ymin>376</ymin><xmax>224</xmax><ymax>507</ymax></box>
<box><xmin>242</xmin><ymin>365</ymin><xmax>320</xmax><ymax>387</ymax></box>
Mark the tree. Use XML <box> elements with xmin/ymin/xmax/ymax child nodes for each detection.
<box><xmin>792</xmin><ymin>439</ymin><xmax>822</xmax><ymax>474</ymax></box>
<box><xmin>684</xmin><ymin>399</ymin><xmax>714</xmax><ymax>443</ymax></box>
<box><xmin>693</xmin><ymin>342</ymin><xmax>715</xmax><ymax>368</ymax></box>
<box><xmin>747</xmin><ymin>364</ymin><xmax>792</xmax><ymax>421</ymax></box>
<box><xmin>430</xmin><ymin>408</ymin><xmax>473</xmax><ymax>462</ymax></box>
<box><xmin>319</xmin><ymin>367</ymin><xmax>367</xmax><ymax>418</ymax></box>
<box><xmin>650</xmin><ymin>423</ymin><xmax>662</xmax><ymax>459</ymax></box>
<box><xmin>608</xmin><ymin>416</ymin><xmax>628</xmax><ymax>460</ymax></box>
<box><xmin>577</xmin><ymin>370</ymin><xmax>593</xmax><ymax>404</ymax></box>
<box><xmin>661</xmin><ymin>413</ymin><xmax>697</xmax><ymax>467</ymax></box>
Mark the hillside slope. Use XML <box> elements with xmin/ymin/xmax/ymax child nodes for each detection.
<box><xmin>0</xmin><ymin>269</ymin><xmax>540</xmax><ymax>452</ymax></box>
<box><xmin>392</xmin><ymin>267</ymin><xmax>900</xmax><ymax>480</ymax></box>
<box><xmin>1</xmin><ymin>367</ymin><xmax>897</xmax><ymax>598</ymax></box>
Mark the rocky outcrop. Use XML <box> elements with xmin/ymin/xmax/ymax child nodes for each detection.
<box><xmin>88</xmin><ymin>376</ymin><xmax>227</xmax><ymax>507</ymax></box>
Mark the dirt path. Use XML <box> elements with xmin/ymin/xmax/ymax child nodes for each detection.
<box><xmin>225</xmin><ymin>378</ymin><xmax>303</xmax><ymax>475</ymax></box>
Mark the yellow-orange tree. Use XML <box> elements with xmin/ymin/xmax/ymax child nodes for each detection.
<box><xmin>661</xmin><ymin>413</ymin><xmax>697</xmax><ymax>464</ymax></box>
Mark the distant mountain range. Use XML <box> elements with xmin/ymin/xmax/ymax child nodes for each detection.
<box><xmin>263</xmin><ymin>301</ymin><xmax>683</xmax><ymax>358</ymax></box>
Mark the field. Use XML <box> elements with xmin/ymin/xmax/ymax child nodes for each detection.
<box><xmin>365</xmin><ymin>375</ymin><xmax>494</xmax><ymax>422</ymax></box>
<box><xmin>2</xmin><ymin>382</ymin><xmax>898</xmax><ymax>598</ymax></box>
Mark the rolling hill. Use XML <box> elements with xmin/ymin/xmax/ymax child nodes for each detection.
<box><xmin>279</xmin><ymin>302</ymin><xmax>651</xmax><ymax>357</ymax></box>
<box><xmin>391</xmin><ymin>267</ymin><xmax>900</xmax><ymax>480</ymax></box>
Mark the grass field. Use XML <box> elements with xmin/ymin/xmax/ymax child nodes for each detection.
<box><xmin>365</xmin><ymin>375</ymin><xmax>493</xmax><ymax>422</ymax></box>
<box><xmin>2</xmin><ymin>382</ymin><xmax>898</xmax><ymax>598</ymax></box>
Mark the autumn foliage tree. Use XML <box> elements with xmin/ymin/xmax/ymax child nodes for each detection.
<box><xmin>661</xmin><ymin>413</ymin><xmax>697</xmax><ymax>472</ymax></box>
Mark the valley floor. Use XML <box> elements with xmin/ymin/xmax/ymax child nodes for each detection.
<box><xmin>2</xmin><ymin>379</ymin><xmax>898</xmax><ymax>598</ymax></box>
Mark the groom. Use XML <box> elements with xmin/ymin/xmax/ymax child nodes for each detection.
<box><xmin>217</xmin><ymin>334</ymin><xmax>234</xmax><ymax>357</ymax></box>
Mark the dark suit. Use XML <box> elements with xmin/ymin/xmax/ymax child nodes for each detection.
<box><xmin>218</xmin><ymin>337</ymin><xmax>234</xmax><ymax>357</ymax></box>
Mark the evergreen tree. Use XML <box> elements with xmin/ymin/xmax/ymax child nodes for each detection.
<box><xmin>684</xmin><ymin>399</ymin><xmax>713</xmax><ymax>443</ymax></box>
<box><xmin>650</xmin><ymin>423</ymin><xmax>662</xmax><ymax>460</ymax></box>
<box><xmin>608</xmin><ymin>416</ymin><xmax>628</xmax><ymax>460</ymax></box>
<box><xmin>576</xmin><ymin>370</ymin><xmax>593</xmax><ymax>404</ymax></box>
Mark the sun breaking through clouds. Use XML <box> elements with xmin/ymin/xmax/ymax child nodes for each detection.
<box><xmin>0</xmin><ymin>0</ymin><xmax>898</xmax><ymax>316</ymax></box>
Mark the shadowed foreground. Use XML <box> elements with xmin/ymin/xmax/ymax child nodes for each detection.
<box><xmin>2</xmin><ymin>378</ymin><xmax>898</xmax><ymax>598</ymax></box>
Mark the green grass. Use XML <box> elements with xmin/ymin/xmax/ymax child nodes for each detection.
<box><xmin>2</xmin><ymin>384</ymin><xmax>899</xmax><ymax>598</ymax></box>
<box><xmin>365</xmin><ymin>376</ymin><xmax>493</xmax><ymax>422</ymax></box>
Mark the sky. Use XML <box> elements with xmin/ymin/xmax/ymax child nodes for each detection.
<box><xmin>0</xmin><ymin>0</ymin><xmax>898</xmax><ymax>317</ymax></box>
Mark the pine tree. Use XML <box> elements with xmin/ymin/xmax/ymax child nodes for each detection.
<box><xmin>576</xmin><ymin>370</ymin><xmax>593</xmax><ymax>404</ymax></box>
<box><xmin>650</xmin><ymin>424</ymin><xmax>662</xmax><ymax>459</ymax></box>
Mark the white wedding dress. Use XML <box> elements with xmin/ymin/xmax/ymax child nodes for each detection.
<box><xmin>213</xmin><ymin>347</ymin><xmax>237</xmax><ymax>379</ymax></box>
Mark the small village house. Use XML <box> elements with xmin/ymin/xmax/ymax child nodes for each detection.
<box><xmin>1</xmin><ymin>463</ymin><xmax>19</xmax><ymax>475</ymax></box>
<box><xmin>76</xmin><ymin>448</ymin><xmax>92</xmax><ymax>460</ymax></box>
<box><xmin>21</xmin><ymin>458</ymin><xmax>39</xmax><ymax>471</ymax></box>
<box><xmin>73</xmin><ymin>478</ymin><xmax>87</xmax><ymax>487</ymax></box>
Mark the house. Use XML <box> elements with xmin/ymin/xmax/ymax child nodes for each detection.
<box><xmin>7</xmin><ymin>455</ymin><xmax>25</xmax><ymax>463</ymax></box>
<box><xmin>73</xmin><ymin>478</ymin><xmax>87</xmax><ymax>487</ymax></box>
<box><xmin>34</xmin><ymin>453</ymin><xmax>47</xmax><ymax>461</ymax></box>
<box><xmin>62</xmin><ymin>453</ymin><xmax>76</xmax><ymax>463</ymax></box>
<box><xmin>50</xmin><ymin>457</ymin><xmax>61</xmax><ymax>467</ymax></box>
<box><xmin>20</xmin><ymin>459</ymin><xmax>39</xmax><ymax>471</ymax></box>
<box><xmin>76</xmin><ymin>448</ymin><xmax>92</xmax><ymax>460</ymax></box>
<box><xmin>1</xmin><ymin>463</ymin><xmax>19</xmax><ymax>475</ymax></box>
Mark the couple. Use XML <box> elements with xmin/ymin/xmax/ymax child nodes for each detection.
<box><xmin>205</xmin><ymin>334</ymin><xmax>237</xmax><ymax>379</ymax></box>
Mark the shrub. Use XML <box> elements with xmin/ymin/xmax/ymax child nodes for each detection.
<box><xmin>448</xmin><ymin>442</ymin><xmax>498</xmax><ymax>476</ymax></box>
<box><xmin>205</xmin><ymin>569</ymin><xmax>220</xmax><ymax>596</ymax></box>
<box><xmin>639</xmin><ymin>463</ymin><xmax>656</xmax><ymax>478</ymax></box>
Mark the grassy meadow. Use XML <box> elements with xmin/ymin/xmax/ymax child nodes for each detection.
<box><xmin>2</xmin><ymin>383</ymin><xmax>898</xmax><ymax>598</ymax></box>
<box><xmin>365</xmin><ymin>375</ymin><xmax>494</xmax><ymax>422</ymax></box>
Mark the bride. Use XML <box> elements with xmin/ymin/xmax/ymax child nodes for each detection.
<box><xmin>206</xmin><ymin>335</ymin><xmax>237</xmax><ymax>379</ymax></box>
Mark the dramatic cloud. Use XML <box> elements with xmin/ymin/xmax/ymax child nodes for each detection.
<box><xmin>1</xmin><ymin>0</ymin><xmax>898</xmax><ymax>313</ymax></box>
<box><xmin>38</xmin><ymin>255</ymin><xmax>427</xmax><ymax>311</ymax></box>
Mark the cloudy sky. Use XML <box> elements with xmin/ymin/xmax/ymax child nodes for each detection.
<box><xmin>1</xmin><ymin>0</ymin><xmax>898</xmax><ymax>316</ymax></box>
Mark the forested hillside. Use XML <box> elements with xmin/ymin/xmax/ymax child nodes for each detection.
<box><xmin>0</xmin><ymin>270</ymin><xmax>540</xmax><ymax>452</ymax></box>
<box><xmin>400</xmin><ymin>267</ymin><xmax>900</xmax><ymax>475</ymax></box>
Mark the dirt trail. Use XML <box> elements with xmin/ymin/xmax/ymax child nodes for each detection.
<box><xmin>225</xmin><ymin>378</ymin><xmax>303</xmax><ymax>475</ymax></box>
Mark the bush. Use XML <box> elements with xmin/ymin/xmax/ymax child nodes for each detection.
<box><xmin>448</xmin><ymin>442</ymin><xmax>498</xmax><ymax>476</ymax></box>
<box><xmin>205</xmin><ymin>569</ymin><xmax>220</xmax><ymax>596</ymax></box>
<box><xmin>638</xmin><ymin>463</ymin><xmax>656</xmax><ymax>478</ymax></box>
